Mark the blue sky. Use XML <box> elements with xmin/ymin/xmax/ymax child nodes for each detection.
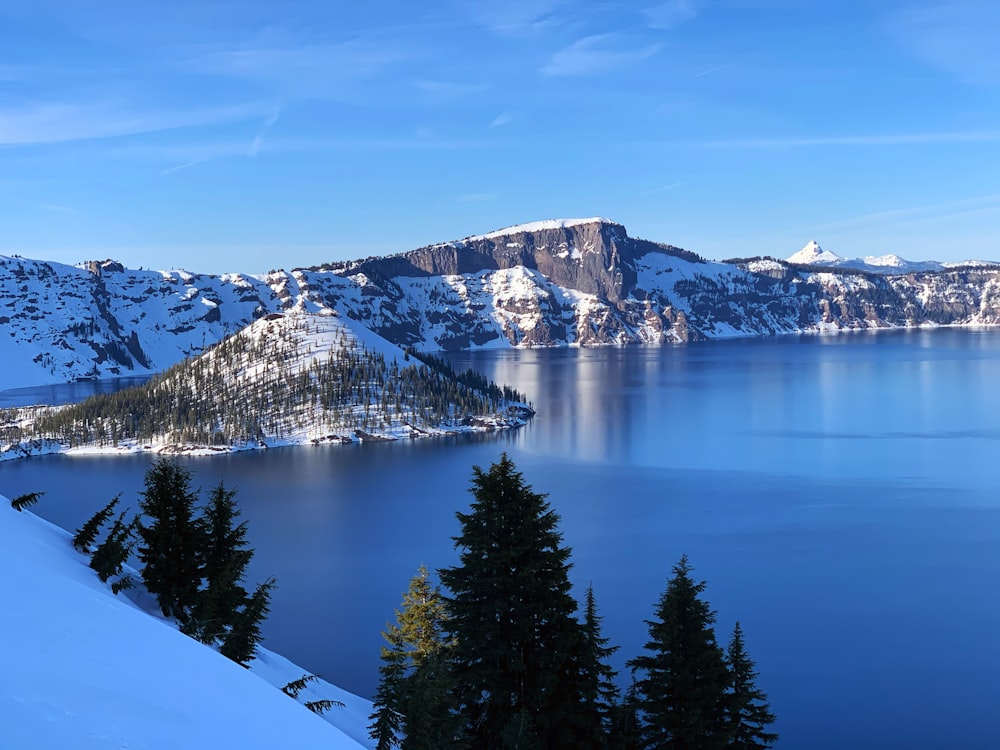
<box><xmin>1</xmin><ymin>0</ymin><xmax>998</xmax><ymax>273</ymax></box>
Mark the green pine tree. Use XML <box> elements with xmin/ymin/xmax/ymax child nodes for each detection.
<box><xmin>608</xmin><ymin>679</ymin><xmax>644</xmax><ymax>750</ymax></box>
<box><xmin>725</xmin><ymin>623</ymin><xmax>778</xmax><ymax>749</ymax></box>
<box><xmin>369</xmin><ymin>565</ymin><xmax>457</xmax><ymax>750</ymax></box>
<box><xmin>220</xmin><ymin>577</ymin><xmax>276</xmax><ymax>666</ymax></box>
<box><xmin>89</xmin><ymin>511</ymin><xmax>137</xmax><ymax>584</ymax></box>
<box><xmin>187</xmin><ymin>481</ymin><xmax>252</xmax><ymax>643</ymax></box>
<box><xmin>10</xmin><ymin>491</ymin><xmax>44</xmax><ymax>511</ymax></box>
<box><xmin>438</xmin><ymin>454</ymin><xmax>588</xmax><ymax>749</ymax></box>
<box><xmin>628</xmin><ymin>555</ymin><xmax>731</xmax><ymax>750</ymax></box>
<box><xmin>579</xmin><ymin>584</ymin><xmax>620</xmax><ymax>746</ymax></box>
<box><xmin>136</xmin><ymin>459</ymin><xmax>204</xmax><ymax>621</ymax></box>
<box><xmin>73</xmin><ymin>494</ymin><xmax>120</xmax><ymax>552</ymax></box>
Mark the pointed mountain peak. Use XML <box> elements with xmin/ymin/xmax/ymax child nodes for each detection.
<box><xmin>787</xmin><ymin>240</ymin><xmax>843</xmax><ymax>265</ymax></box>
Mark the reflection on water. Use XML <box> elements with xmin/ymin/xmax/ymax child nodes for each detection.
<box><xmin>3</xmin><ymin>329</ymin><xmax>1000</xmax><ymax>750</ymax></box>
<box><xmin>0</xmin><ymin>376</ymin><xmax>151</xmax><ymax>408</ymax></box>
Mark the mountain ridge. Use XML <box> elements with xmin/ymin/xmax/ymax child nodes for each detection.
<box><xmin>3</xmin><ymin>218</ymin><xmax>1000</xmax><ymax>391</ymax></box>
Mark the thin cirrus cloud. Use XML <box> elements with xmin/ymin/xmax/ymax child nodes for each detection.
<box><xmin>189</xmin><ymin>39</ymin><xmax>412</xmax><ymax>93</ymax></box>
<box><xmin>0</xmin><ymin>100</ymin><xmax>270</xmax><ymax>146</ymax></box>
<box><xmin>886</xmin><ymin>1</ymin><xmax>1000</xmax><ymax>86</ymax></box>
<box><xmin>414</xmin><ymin>79</ymin><xmax>489</xmax><ymax>96</ymax></box>
<box><xmin>542</xmin><ymin>34</ymin><xmax>662</xmax><ymax>77</ymax></box>
<box><xmin>695</xmin><ymin>130</ymin><xmax>1000</xmax><ymax>148</ymax></box>
<box><xmin>490</xmin><ymin>112</ymin><xmax>513</xmax><ymax>128</ymax></box>
<box><xmin>464</xmin><ymin>0</ymin><xmax>567</xmax><ymax>34</ymax></box>
<box><xmin>643</xmin><ymin>0</ymin><xmax>700</xmax><ymax>29</ymax></box>
<box><xmin>809</xmin><ymin>194</ymin><xmax>1000</xmax><ymax>234</ymax></box>
<box><xmin>248</xmin><ymin>108</ymin><xmax>281</xmax><ymax>157</ymax></box>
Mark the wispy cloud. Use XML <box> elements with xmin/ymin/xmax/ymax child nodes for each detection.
<box><xmin>641</xmin><ymin>182</ymin><xmax>683</xmax><ymax>195</ymax></box>
<box><xmin>39</xmin><ymin>202</ymin><xmax>77</xmax><ymax>215</ymax></box>
<box><xmin>414</xmin><ymin>79</ymin><xmax>489</xmax><ymax>96</ymax></box>
<box><xmin>696</xmin><ymin>130</ymin><xmax>1000</xmax><ymax>148</ymax></box>
<box><xmin>457</xmin><ymin>192</ymin><xmax>497</xmax><ymax>202</ymax></box>
<box><xmin>694</xmin><ymin>63</ymin><xmax>730</xmax><ymax>78</ymax></box>
<box><xmin>643</xmin><ymin>0</ymin><xmax>700</xmax><ymax>29</ymax></box>
<box><xmin>0</xmin><ymin>100</ymin><xmax>268</xmax><ymax>146</ymax></box>
<box><xmin>248</xmin><ymin>108</ymin><xmax>281</xmax><ymax>157</ymax></box>
<box><xmin>189</xmin><ymin>39</ymin><xmax>412</xmax><ymax>95</ymax></box>
<box><xmin>490</xmin><ymin>111</ymin><xmax>513</xmax><ymax>128</ymax></box>
<box><xmin>464</xmin><ymin>0</ymin><xmax>568</xmax><ymax>35</ymax></box>
<box><xmin>808</xmin><ymin>194</ymin><xmax>1000</xmax><ymax>234</ymax></box>
<box><xmin>138</xmin><ymin>135</ymin><xmax>500</xmax><ymax>170</ymax></box>
<box><xmin>887</xmin><ymin>1</ymin><xmax>1000</xmax><ymax>86</ymax></box>
<box><xmin>542</xmin><ymin>34</ymin><xmax>662</xmax><ymax>77</ymax></box>
<box><xmin>160</xmin><ymin>159</ymin><xmax>210</xmax><ymax>176</ymax></box>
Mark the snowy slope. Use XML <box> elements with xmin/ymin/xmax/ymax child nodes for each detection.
<box><xmin>0</xmin><ymin>497</ymin><xmax>373</xmax><ymax>749</ymax></box>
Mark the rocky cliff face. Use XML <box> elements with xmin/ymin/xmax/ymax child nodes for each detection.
<box><xmin>2</xmin><ymin>220</ymin><xmax>1000</xmax><ymax>390</ymax></box>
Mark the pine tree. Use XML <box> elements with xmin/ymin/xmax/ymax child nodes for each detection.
<box><xmin>10</xmin><ymin>491</ymin><xmax>44</xmax><ymax>511</ymax></box>
<box><xmin>628</xmin><ymin>555</ymin><xmax>731</xmax><ymax>750</ymax></box>
<box><xmin>369</xmin><ymin>565</ymin><xmax>457</xmax><ymax>750</ymax></box>
<box><xmin>188</xmin><ymin>481</ymin><xmax>252</xmax><ymax>643</ymax></box>
<box><xmin>89</xmin><ymin>511</ymin><xmax>137</xmax><ymax>584</ymax></box>
<box><xmin>136</xmin><ymin>459</ymin><xmax>204</xmax><ymax>621</ymax></box>
<box><xmin>73</xmin><ymin>495</ymin><xmax>120</xmax><ymax>552</ymax></box>
<box><xmin>725</xmin><ymin>623</ymin><xmax>778</xmax><ymax>749</ymax></box>
<box><xmin>220</xmin><ymin>577</ymin><xmax>276</xmax><ymax>666</ymax></box>
<box><xmin>579</xmin><ymin>584</ymin><xmax>620</xmax><ymax>746</ymax></box>
<box><xmin>439</xmin><ymin>454</ymin><xmax>588</xmax><ymax>749</ymax></box>
<box><xmin>282</xmin><ymin>674</ymin><xmax>320</xmax><ymax>699</ymax></box>
<box><xmin>608</xmin><ymin>679</ymin><xmax>644</xmax><ymax>750</ymax></box>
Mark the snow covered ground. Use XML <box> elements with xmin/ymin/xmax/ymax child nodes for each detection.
<box><xmin>0</xmin><ymin>496</ymin><xmax>376</xmax><ymax>749</ymax></box>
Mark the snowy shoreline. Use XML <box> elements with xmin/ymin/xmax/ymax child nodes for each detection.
<box><xmin>0</xmin><ymin>408</ymin><xmax>533</xmax><ymax>463</ymax></box>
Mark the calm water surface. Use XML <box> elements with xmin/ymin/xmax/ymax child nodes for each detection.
<box><xmin>4</xmin><ymin>329</ymin><xmax>1000</xmax><ymax>749</ymax></box>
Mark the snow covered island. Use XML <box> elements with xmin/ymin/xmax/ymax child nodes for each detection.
<box><xmin>0</xmin><ymin>311</ymin><xmax>532</xmax><ymax>461</ymax></box>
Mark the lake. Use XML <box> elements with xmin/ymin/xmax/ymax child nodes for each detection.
<box><xmin>3</xmin><ymin>328</ymin><xmax>1000</xmax><ymax>749</ymax></box>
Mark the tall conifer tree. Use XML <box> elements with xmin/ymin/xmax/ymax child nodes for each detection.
<box><xmin>628</xmin><ymin>555</ymin><xmax>731</xmax><ymax>750</ymax></box>
<box><xmin>136</xmin><ymin>459</ymin><xmax>204</xmax><ymax>621</ymax></box>
<box><xmin>580</xmin><ymin>584</ymin><xmax>620</xmax><ymax>747</ymax></box>
<box><xmin>73</xmin><ymin>494</ymin><xmax>120</xmax><ymax>552</ymax></box>
<box><xmin>439</xmin><ymin>454</ymin><xmax>588</xmax><ymax>749</ymax></box>
<box><xmin>725</xmin><ymin>623</ymin><xmax>778</xmax><ymax>749</ymax></box>
<box><xmin>188</xmin><ymin>481</ymin><xmax>252</xmax><ymax>643</ymax></box>
<box><xmin>220</xmin><ymin>577</ymin><xmax>276</xmax><ymax>666</ymax></box>
<box><xmin>369</xmin><ymin>565</ymin><xmax>456</xmax><ymax>750</ymax></box>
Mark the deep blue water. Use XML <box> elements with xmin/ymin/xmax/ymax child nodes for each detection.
<box><xmin>3</xmin><ymin>329</ymin><xmax>1000</xmax><ymax>749</ymax></box>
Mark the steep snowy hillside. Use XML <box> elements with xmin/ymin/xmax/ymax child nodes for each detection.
<box><xmin>0</xmin><ymin>497</ymin><xmax>374</xmax><ymax>749</ymax></box>
<box><xmin>3</xmin><ymin>219</ymin><xmax>1000</xmax><ymax>391</ymax></box>
<box><xmin>2</xmin><ymin>311</ymin><xmax>531</xmax><ymax>459</ymax></box>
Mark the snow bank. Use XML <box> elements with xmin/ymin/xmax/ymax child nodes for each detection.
<box><xmin>0</xmin><ymin>497</ymin><xmax>373</xmax><ymax>749</ymax></box>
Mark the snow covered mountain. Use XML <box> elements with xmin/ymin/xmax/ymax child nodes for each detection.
<box><xmin>3</xmin><ymin>220</ymin><xmax>1000</xmax><ymax>391</ymax></box>
<box><xmin>787</xmin><ymin>240</ymin><xmax>844</xmax><ymax>266</ymax></box>
<box><xmin>0</xmin><ymin>498</ymin><xmax>374</xmax><ymax>749</ymax></box>
<box><xmin>784</xmin><ymin>241</ymin><xmax>995</xmax><ymax>275</ymax></box>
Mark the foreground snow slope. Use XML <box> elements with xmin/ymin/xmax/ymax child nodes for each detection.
<box><xmin>0</xmin><ymin>497</ymin><xmax>372</xmax><ymax>749</ymax></box>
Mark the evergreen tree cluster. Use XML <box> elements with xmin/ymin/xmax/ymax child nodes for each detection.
<box><xmin>18</xmin><ymin>314</ymin><xmax>529</xmax><ymax>450</ymax></box>
<box><xmin>71</xmin><ymin>458</ymin><xmax>275</xmax><ymax>667</ymax></box>
<box><xmin>370</xmin><ymin>455</ymin><xmax>778</xmax><ymax>749</ymax></box>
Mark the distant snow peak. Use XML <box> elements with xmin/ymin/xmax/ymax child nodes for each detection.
<box><xmin>469</xmin><ymin>217</ymin><xmax>621</xmax><ymax>242</ymax></box>
<box><xmin>787</xmin><ymin>240</ymin><xmax>843</xmax><ymax>265</ymax></box>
